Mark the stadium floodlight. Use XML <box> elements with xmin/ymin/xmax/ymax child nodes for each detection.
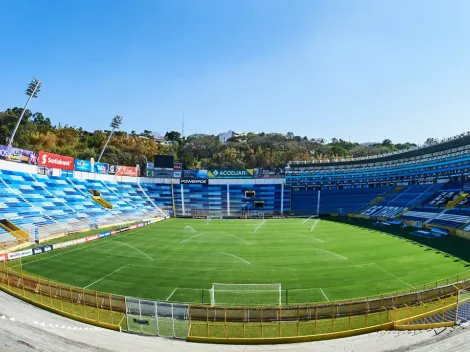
<box><xmin>7</xmin><ymin>78</ymin><xmax>42</xmax><ymax>148</ymax></box>
<box><xmin>97</xmin><ymin>115</ymin><xmax>123</xmax><ymax>162</ymax></box>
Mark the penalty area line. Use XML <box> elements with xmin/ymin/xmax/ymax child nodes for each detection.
<box><xmin>373</xmin><ymin>263</ymin><xmax>415</xmax><ymax>289</ymax></box>
<box><xmin>84</xmin><ymin>264</ymin><xmax>129</xmax><ymax>289</ymax></box>
<box><xmin>301</xmin><ymin>215</ymin><xmax>317</xmax><ymax>224</ymax></box>
<box><xmin>166</xmin><ymin>288</ymin><xmax>178</xmax><ymax>301</ymax></box>
<box><xmin>319</xmin><ymin>288</ymin><xmax>329</xmax><ymax>302</ymax></box>
<box><xmin>253</xmin><ymin>220</ymin><xmax>266</xmax><ymax>233</ymax></box>
<box><xmin>309</xmin><ymin>219</ymin><xmax>319</xmax><ymax>232</ymax></box>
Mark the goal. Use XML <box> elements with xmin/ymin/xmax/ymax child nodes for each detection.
<box><xmin>209</xmin><ymin>283</ymin><xmax>282</xmax><ymax>306</ymax></box>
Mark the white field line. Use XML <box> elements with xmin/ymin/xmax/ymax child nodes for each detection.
<box><xmin>221</xmin><ymin>232</ymin><xmax>252</xmax><ymax>245</ymax></box>
<box><xmin>307</xmin><ymin>248</ymin><xmax>348</xmax><ymax>260</ymax></box>
<box><xmin>295</xmin><ymin>234</ymin><xmax>325</xmax><ymax>243</ymax></box>
<box><xmin>166</xmin><ymin>288</ymin><xmax>178</xmax><ymax>301</ymax></box>
<box><xmin>320</xmin><ymin>288</ymin><xmax>330</xmax><ymax>302</ymax></box>
<box><xmin>309</xmin><ymin>219</ymin><xmax>320</xmax><ymax>232</ymax></box>
<box><xmin>253</xmin><ymin>220</ymin><xmax>266</xmax><ymax>233</ymax></box>
<box><xmin>373</xmin><ymin>263</ymin><xmax>415</xmax><ymax>289</ymax></box>
<box><xmin>113</xmin><ymin>241</ymin><xmax>153</xmax><ymax>260</ymax></box>
<box><xmin>180</xmin><ymin>232</ymin><xmax>205</xmax><ymax>244</ymax></box>
<box><xmin>301</xmin><ymin>215</ymin><xmax>317</xmax><ymax>224</ymax></box>
<box><xmin>18</xmin><ymin>225</ymin><xmax>154</xmax><ymax>267</ymax></box>
<box><xmin>84</xmin><ymin>264</ymin><xmax>129</xmax><ymax>289</ymax></box>
<box><xmin>218</xmin><ymin>251</ymin><xmax>251</xmax><ymax>265</ymax></box>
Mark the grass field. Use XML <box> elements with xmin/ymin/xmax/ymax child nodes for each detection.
<box><xmin>13</xmin><ymin>218</ymin><xmax>470</xmax><ymax>306</ymax></box>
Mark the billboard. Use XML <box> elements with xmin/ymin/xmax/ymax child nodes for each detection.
<box><xmin>173</xmin><ymin>163</ymin><xmax>182</xmax><ymax>171</ymax></box>
<box><xmin>93</xmin><ymin>162</ymin><xmax>109</xmax><ymax>174</ymax></box>
<box><xmin>39</xmin><ymin>151</ymin><xmax>74</xmax><ymax>170</ymax></box>
<box><xmin>0</xmin><ymin>145</ymin><xmax>38</xmax><ymax>164</ymax></box>
<box><xmin>75</xmin><ymin>159</ymin><xmax>92</xmax><ymax>172</ymax></box>
<box><xmin>180</xmin><ymin>178</ymin><xmax>208</xmax><ymax>185</ymax></box>
<box><xmin>115</xmin><ymin>165</ymin><xmax>138</xmax><ymax>177</ymax></box>
<box><xmin>108</xmin><ymin>164</ymin><xmax>118</xmax><ymax>175</ymax></box>
<box><xmin>208</xmin><ymin>169</ymin><xmax>254</xmax><ymax>179</ymax></box>
<box><xmin>153</xmin><ymin>169</ymin><xmax>174</xmax><ymax>178</ymax></box>
<box><xmin>182</xmin><ymin>169</ymin><xmax>208</xmax><ymax>179</ymax></box>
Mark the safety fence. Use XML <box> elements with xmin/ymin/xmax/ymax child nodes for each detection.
<box><xmin>1</xmin><ymin>260</ymin><xmax>470</xmax><ymax>342</ymax></box>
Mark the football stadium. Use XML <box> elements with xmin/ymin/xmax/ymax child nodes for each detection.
<box><xmin>2</xmin><ymin>131</ymin><xmax>470</xmax><ymax>346</ymax></box>
<box><xmin>3</xmin><ymin>2</ymin><xmax>470</xmax><ymax>351</ymax></box>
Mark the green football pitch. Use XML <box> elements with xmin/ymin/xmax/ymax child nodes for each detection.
<box><xmin>15</xmin><ymin>218</ymin><xmax>470</xmax><ymax>306</ymax></box>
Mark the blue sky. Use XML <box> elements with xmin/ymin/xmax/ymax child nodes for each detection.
<box><xmin>1</xmin><ymin>0</ymin><xmax>470</xmax><ymax>143</ymax></box>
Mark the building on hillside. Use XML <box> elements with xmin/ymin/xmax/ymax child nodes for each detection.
<box><xmin>218</xmin><ymin>130</ymin><xmax>248</xmax><ymax>143</ymax></box>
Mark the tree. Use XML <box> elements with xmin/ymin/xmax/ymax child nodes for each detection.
<box><xmin>165</xmin><ymin>131</ymin><xmax>182</xmax><ymax>143</ymax></box>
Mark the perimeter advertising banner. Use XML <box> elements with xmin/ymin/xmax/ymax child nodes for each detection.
<box><xmin>74</xmin><ymin>159</ymin><xmax>92</xmax><ymax>172</ymax></box>
<box><xmin>108</xmin><ymin>164</ymin><xmax>118</xmax><ymax>175</ymax></box>
<box><xmin>115</xmin><ymin>165</ymin><xmax>138</xmax><ymax>176</ymax></box>
<box><xmin>152</xmin><ymin>169</ymin><xmax>174</xmax><ymax>178</ymax></box>
<box><xmin>39</xmin><ymin>151</ymin><xmax>74</xmax><ymax>170</ymax></box>
<box><xmin>183</xmin><ymin>169</ymin><xmax>208</xmax><ymax>179</ymax></box>
<box><xmin>93</xmin><ymin>162</ymin><xmax>109</xmax><ymax>174</ymax></box>
<box><xmin>254</xmin><ymin>168</ymin><xmax>285</xmax><ymax>178</ymax></box>
<box><xmin>180</xmin><ymin>178</ymin><xmax>209</xmax><ymax>185</ymax></box>
<box><xmin>0</xmin><ymin>145</ymin><xmax>38</xmax><ymax>164</ymax></box>
<box><xmin>208</xmin><ymin>169</ymin><xmax>254</xmax><ymax>179</ymax></box>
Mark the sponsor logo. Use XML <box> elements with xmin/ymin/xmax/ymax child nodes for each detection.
<box><xmin>86</xmin><ymin>234</ymin><xmax>99</xmax><ymax>242</ymax></box>
<box><xmin>208</xmin><ymin>169</ymin><xmax>253</xmax><ymax>178</ymax></box>
<box><xmin>180</xmin><ymin>178</ymin><xmax>209</xmax><ymax>185</ymax></box>
<box><xmin>115</xmin><ymin>166</ymin><xmax>137</xmax><ymax>177</ymax></box>
<box><xmin>8</xmin><ymin>249</ymin><xmax>33</xmax><ymax>260</ymax></box>
<box><xmin>0</xmin><ymin>253</ymin><xmax>7</xmax><ymax>262</ymax></box>
<box><xmin>98</xmin><ymin>232</ymin><xmax>111</xmax><ymax>238</ymax></box>
<box><xmin>94</xmin><ymin>162</ymin><xmax>109</xmax><ymax>174</ymax></box>
<box><xmin>173</xmin><ymin>163</ymin><xmax>182</xmax><ymax>171</ymax></box>
<box><xmin>173</xmin><ymin>171</ymin><xmax>182</xmax><ymax>178</ymax></box>
<box><xmin>74</xmin><ymin>159</ymin><xmax>92</xmax><ymax>172</ymax></box>
<box><xmin>39</xmin><ymin>151</ymin><xmax>74</xmax><ymax>170</ymax></box>
<box><xmin>33</xmin><ymin>248</ymin><xmax>43</xmax><ymax>255</ymax></box>
<box><xmin>146</xmin><ymin>162</ymin><xmax>154</xmax><ymax>170</ymax></box>
<box><xmin>129</xmin><ymin>225</ymin><xmax>137</xmax><ymax>230</ymax></box>
<box><xmin>53</xmin><ymin>237</ymin><xmax>86</xmax><ymax>250</ymax></box>
<box><xmin>43</xmin><ymin>245</ymin><xmax>52</xmax><ymax>252</ymax></box>
<box><xmin>110</xmin><ymin>230</ymin><xmax>116</xmax><ymax>235</ymax></box>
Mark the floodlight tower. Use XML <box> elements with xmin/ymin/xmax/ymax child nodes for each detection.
<box><xmin>8</xmin><ymin>78</ymin><xmax>42</xmax><ymax>147</ymax></box>
<box><xmin>97</xmin><ymin>115</ymin><xmax>123</xmax><ymax>162</ymax></box>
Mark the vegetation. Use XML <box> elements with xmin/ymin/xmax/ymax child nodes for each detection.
<box><xmin>1</xmin><ymin>107</ymin><xmax>422</xmax><ymax>169</ymax></box>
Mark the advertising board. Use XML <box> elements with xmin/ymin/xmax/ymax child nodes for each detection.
<box><xmin>93</xmin><ymin>162</ymin><xmax>109</xmax><ymax>174</ymax></box>
<box><xmin>53</xmin><ymin>237</ymin><xmax>86</xmax><ymax>250</ymax></box>
<box><xmin>74</xmin><ymin>159</ymin><xmax>92</xmax><ymax>172</ymax></box>
<box><xmin>39</xmin><ymin>151</ymin><xmax>74</xmax><ymax>170</ymax></box>
<box><xmin>254</xmin><ymin>168</ymin><xmax>285</xmax><ymax>178</ymax></box>
<box><xmin>86</xmin><ymin>234</ymin><xmax>99</xmax><ymax>242</ymax></box>
<box><xmin>153</xmin><ymin>169</ymin><xmax>174</xmax><ymax>178</ymax></box>
<box><xmin>173</xmin><ymin>163</ymin><xmax>182</xmax><ymax>171</ymax></box>
<box><xmin>0</xmin><ymin>253</ymin><xmax>7</xmax><ymax>262</ymax></box>
<box><xmin>115</xmin><ymin>166</ymin><xmax>138</xmax><ymax>177</ymax></box>
<box><xmin>0</xmin><ymin>145</ymin><xmax>38</xmax><ymax>164</ymax></box>
<box><xmin>38</xmin><ymin>166</ymin><xmax>53</xmax><ymax>176</ymax></box>
<box><xmin>8</xmin><ymin>249</ymin><xmax>33</xmax><ymax>260</ymax></box>
<box><xmin>173</xmin><ymin>171</ymin><xmax>181</xmax><ymax>178</ymax></box>
<box><xmin>208</xmin><ymin>169</ymin><xmax>254</xmax><ymax>179</ymax></box>
<box><xmin>183</xmin><ymin>169</ymin><xmax>208</xmax><ymax>179</ymax></box>
<box><xmin>108</xmin><ymin>164</ymin><xmax>118</xmax><ymax>175</ymax></box>
<box><xmin>146</xmin><ymin>162</ymin><xmax>154</xmax><ymax>170</ymax></box>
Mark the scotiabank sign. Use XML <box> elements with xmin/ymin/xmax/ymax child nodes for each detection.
<box><xmin>39</xmin><ymin>151</ymin><xmax>74</xmax><ymax>170</ymax></box>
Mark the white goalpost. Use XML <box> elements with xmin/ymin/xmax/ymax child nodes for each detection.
<box><xmin>209</xmin><ymin>283</ymin><xmax>282</xmax><ymax>306</ymax></box>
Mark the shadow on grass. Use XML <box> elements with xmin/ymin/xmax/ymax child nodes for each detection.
<box><xmin>323</xmin><ymin>217</ymin><xmax>470</xmax><ymax>263</ymax></box>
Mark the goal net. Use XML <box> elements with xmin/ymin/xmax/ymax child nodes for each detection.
<box><xmin>209</xmin><ymin>283</ymin><xmax>282</xmax><ymax>306</ymax></box>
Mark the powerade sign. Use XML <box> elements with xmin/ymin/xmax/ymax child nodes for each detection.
<box><xmin>208</xmin><ymin>169</ymin><xmax>254</xmax><ymax>179</ymax></box>
<box><xmin>180</xmin><ymin>178</ymin><xmax>208</xmax><ymax>185</ymax></box>
<box><xmin>75</xmin><ymin>159</ymin><xmax>92</xmax><ymax>172</ymax></box>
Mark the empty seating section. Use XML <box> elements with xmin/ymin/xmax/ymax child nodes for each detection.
<box><xmin>401</xmin><ymin>208</ymin><xmax>441</xmax><ymax>222</ymax></box>
<box><xmin>427</xmin><ymin>208</ymin><xmax>470</xmax><ymax>228</ymax></box>
<box><xmin>384</xmin><ymin>184</ymin><xmax>441</xmax><ymax>207</ymax></box>
<box><xmin>291</xmin><ymin>187</ymin><xmax>388</xmax><ymax>215</ymax></box>
<box><xmin>362</xmin><ymin>206</ymin><xmax>407</xmax><ymax>218</ymax></box>
<box><xmin>0</xmin><ymin>169</ymin><xmax>166</xmax><ymax>243</ymax></box>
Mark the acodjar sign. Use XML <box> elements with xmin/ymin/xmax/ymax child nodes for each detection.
<box><xmin>208</xmin><ymin>169</ymin><xmax>254</xmax><ymax>179</ymax></box>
